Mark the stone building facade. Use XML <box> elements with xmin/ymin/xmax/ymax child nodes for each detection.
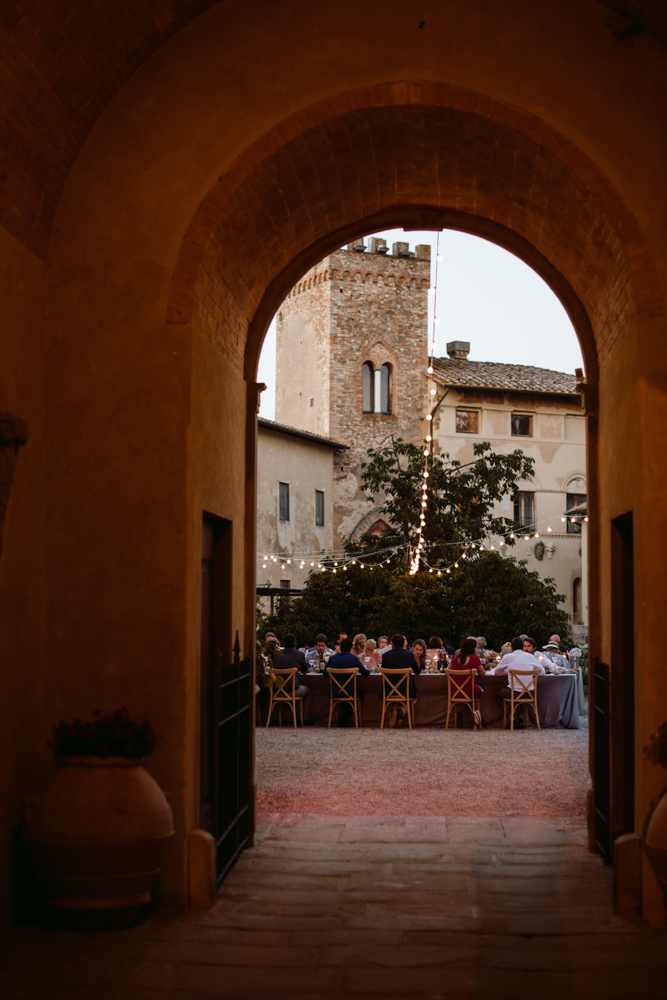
<box><xmin>256</xmin><ymin>417</ymin><xmax>347</xmax><ymax>600</ymax></box>
<box><xmin>430</xmin><ymin>348</ymin><xmax>587</xmax><ymax>635</ymax></box>
<box><xmin>276</xmin><ymin>240</ymin><xmax>430</xmax><ymax>543</ymax></box>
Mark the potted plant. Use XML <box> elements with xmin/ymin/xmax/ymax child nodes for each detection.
<box><xmin>644</xmin><ymin>721</ymin><xmax>667</xmax><ymax>903</ymax></box>
<box><xmin>23</xmin><ymin>709</ymin><xmax>173</xmax><ymax>929</ymax></box>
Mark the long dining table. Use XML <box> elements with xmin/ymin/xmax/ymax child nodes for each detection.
<box><xmin>283</xmin><ymin>670</ymin><xmax>581</xmax><ymax>729</ymax></box>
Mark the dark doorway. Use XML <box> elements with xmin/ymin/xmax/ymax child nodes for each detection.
<box><xmin>610</xmin><ymin>512</ymin><xmax>635</xmax><ymax>846</ymax></box>
<box><xmin>200</xmin><ymin>514</ymin><xmax>251</xmax><ymax>884</ymax></box>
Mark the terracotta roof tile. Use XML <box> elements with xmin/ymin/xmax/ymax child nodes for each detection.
<box><xmin>431</xmin><ymin>357</ymin><xmax>580</xmax><ymax>395</ymax></box>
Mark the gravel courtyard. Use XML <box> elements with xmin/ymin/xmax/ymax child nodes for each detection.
<box><xmin>256</xmin><ymin>722</ymin><xmax>590</xmax><ymax>818</ymax></box>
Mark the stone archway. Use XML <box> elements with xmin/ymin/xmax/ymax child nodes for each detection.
<box><xmin>7</xmin><ymin>4</ymin><xmax>663</xmax><ymax>924</ymax></box>
<box><xmin>164</xmin><ymin>84</ymin><xmax>663</xmax><ymax>901</ymax></box>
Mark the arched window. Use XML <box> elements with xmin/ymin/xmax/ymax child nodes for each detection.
<box><xmin>380</xmin><ymin>363</ymin><xmax>391</xmax><ymax>414</ymax></box>
<box><xmin>362</xmin><ymin>362</ymin><xmax>374</xmax><ymax>412</ymax></box>
<box><xmin>362</xmin><ymin>361</ymin><xmax>392</xmax><ymax>415</ymax></box>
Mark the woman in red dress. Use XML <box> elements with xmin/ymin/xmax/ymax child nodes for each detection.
<box><xmin>449</xmin><ymin>637</ymin><xmax>485</xmax><ymax>699</ymax></box>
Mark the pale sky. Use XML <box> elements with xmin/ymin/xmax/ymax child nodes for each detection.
<box><xmin>257</xmin><ymin>228</ymin><xmax>584</xmax><ymax>420</ymax></box>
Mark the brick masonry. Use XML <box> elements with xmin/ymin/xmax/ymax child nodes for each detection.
<box><xmin>276</xmin><ymin>243</ymin><xmax>430</xmax><ymax>545</ymax></box>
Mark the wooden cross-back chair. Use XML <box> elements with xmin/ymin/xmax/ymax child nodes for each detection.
<box><xmin>264</xmin><ymin>667</ymin><xmax>304</xmax><ymax>729</ymax></box>
<box><xmin>327</xmin><ymin>667</ymin><xmax>360</xmax><ymax>728</ymax></box>
<box><xmin>380</xmin><ymin>667</ymin><xmax>414</xmax><ymax>729</ymax></box>
<box><xmin>503</xmin><ymin>669</ymin><xmax>541</xmax><ymax>730</ymax></box>
<box><xmin>444</xmin><ymin>668</ymin><xmax>482</xmax><ymax>729</ymax></box>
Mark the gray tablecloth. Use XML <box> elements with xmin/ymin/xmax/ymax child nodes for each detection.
<box><xmin>272</xmin><ymin>671</ymin><xmax>580</xmax><ymax>729</ymax></box>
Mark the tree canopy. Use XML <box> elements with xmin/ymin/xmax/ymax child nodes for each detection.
<box><xmin>260</xmin><ymin>550</ymin><xmax>570</xmax><ymax>652</ymax></box>
<box><xmin>359</xmin><ymin>437</ymin><xmax>535</xmax><ymax>566</ymax></box>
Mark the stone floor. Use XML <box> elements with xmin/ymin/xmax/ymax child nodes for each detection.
<box><xmin>2</xmin><ymin>814</ymin><xmax>667</xmax><ymax>999</ymax></box>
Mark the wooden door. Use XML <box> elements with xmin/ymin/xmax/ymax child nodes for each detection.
<box><xmin>200</xmin><ymin>515</ymin><xmax>250</xmax><ymax>883</ymax></box>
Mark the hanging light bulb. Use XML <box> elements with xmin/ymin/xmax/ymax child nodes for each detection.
<box><xmin>437</xmin><ymin>570</ymin><xmax>442</xmax><ymax>576</ymax></box>
<box><xmin>431</xmin><ymin>342</ymin><xmax>437</xmax><ymax>352</ymax></box>
<box><xmin>524</xmin><ymin>535</ymin><xmax>529</xmax><ymax>541</ymax></box>
<box><xmin>561</xmin><ymin>517</ymin><xmax>566</xmax><ymax>522</ymax></box>
<box><xmin>571</xmin><ymin>517</ymin><xmax>576</xmax><ymax>523</ymax></box>
<box><xmin>427</xmin><ymin>366</ymin><xmax>433</xmax><ymax>374</ymax></box>
<box><xmin>426</xmin><ymin>434</ymin><xmax>432</xmax><ymax>442</ymax></box>
<box><xmin>490</xmin><ymin>545</ymin><xmax>495</xmax><ymax>550</ymax></box>
<box><xmin>423</xmin><ymin>449</ymin><xmax>429</xmax><ymax>456</ymax></box>
<box><xmin>423</xmin><ymin>471</ymin><xmax>429</xmax><ymax>478</ymax></box>
<box><xmin>436</xmin><ymin>253</ymin><xmax>443</xmax><ymax>262</ymax></box>
<box><xmin>547</xmin><ymin>526</ymin><xmax>552</xmax><ymax>532</ymax></box>
<box><xmin>352</xmin><ymin>559</ymin><xmax>356</xmax><ymax>565</ymax></box>
<box><xmin>446</xmin><ymin>568</ymin><xmax>451</xmax><ymax>574</ymax></box>
<box><xmin>584</xmin><ymin>516</ymin><xmax>589</xmax><ymax>522</ymax></box>
<box><xmin>434</xmin><ymin>317</ymin><xmax>440</xmax><ymax>325</ymax></box>
<box><xmin>426</xmin><ymin>413</ymin><xmax>432</xmax><ymax>421</ymax></box>
<box><xmin>429</xmin><ymin>287</ymin><xmax>436</xmax><ymax>295</ymax></box>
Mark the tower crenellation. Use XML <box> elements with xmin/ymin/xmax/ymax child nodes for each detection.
<box><xmin>276</xmin><ymin>240</ymin><xmax>430</xmax><ymax>546</ymax></box>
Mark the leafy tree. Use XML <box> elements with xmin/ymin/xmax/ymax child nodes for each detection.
<box><xmin>359</xmin><ymin>437</ymin><xmax>535</xmax><ymax>566</ymax></box>
<box><xmin>259</xmin><ymin>551</ymin><xmax>570</xmax><ymax>652</ymax></box>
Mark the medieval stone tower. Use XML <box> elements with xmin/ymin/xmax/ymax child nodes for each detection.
<box><xmin>276</xmin><ymin>239</ymin><xmax>430</xmax><ymax>546</ymax></box>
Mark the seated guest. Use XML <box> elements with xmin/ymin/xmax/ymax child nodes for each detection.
<box><xmin>524</xmin><ymin>636</ymin><xmax>551</xmax><ymax>670</ymax></box>
<box><xmin>426</xmin><ymin>636</ymin><xmax>446</xmax><ymax>669</ymax></box>
<box><xmin>325</xmin><ymin>637</ymin><xmax>370</xmax><ymax>726</ymax></box>
<box><xmin>412</xmin><ymin>639</ymin><xmax>428</xmax><ymax>671</ymax></box>
<box><xmin>377</xmin><ymin>636</ymin><xmax>390</xmax><ymax>657</ymax></box>
<box><xmin>449</xmin><ymin>638</ymin><xmax>484</xmax><ymax>723</ymax></box>
<box><xmin>276</xmin><ymin>634</ymin><xmax>313</xmax><ymax>724</ymax></box>
<box><xmin>442</xmin><ymin>638</ymin><xmax>456</xmax><ymax>656</ymax></box>
<box><xmin>493</xmin><ymin>635</ymin><xmax>545</xmax><ymax>728</ymax></box>
<box><xmin>351</xmin><ymin>633</ymin><xmax>366</xmax><ymax>658</ymax></box>
<box><xmin>475</xmin><ymin>636</ymin><xmax>488</xmax><ymax>663</ymax></box>
<box><xmin>305</xmin><ymin>633</ymin><xmax>333</xmax><ymax>671</ymax></box>
<box><xmin>361</xmin><ymin>638</ymin><xmax>381</xmax><ymax>672</ymax></box>
<box><xmin>381</xmin><ymin>634</ymin><xmax>421</xmax><ymax>727</ymax></box>
<box><xmin>334</xmin><ymin>631</ymin><xmax>348</xmax><ymax>653</ymax></box>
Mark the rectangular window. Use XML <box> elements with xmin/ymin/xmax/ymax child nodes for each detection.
<box><xmin>280</xmin><ymin>579</ymin><xmax>290</xmax><ymax>590</ymax></box>
<box><xmin>315</xmin><ymin>489</ymin><xmax>325</xmax><ymax>526</ymax></box>
<box><xmin>511</xmin><ymin>413</ymin><xmax>533</xmax><ymax>437</ymax></box>
<box><xmin>566</xmin><ymin>492</ymin><xmax>586</xmax><ymax>534</ymax></box>
<box><xmin>279</xmin><ymin>481</ymin><xmax>290</xmax><ymax>521</ymax></box>
<box><xmin>456</xmin><ymin>409</ymin><xmax>479</xmax><ymax>434</ymax></box>
<box><xmin>513</xmin><ymin>491</ymin><xmax>535</xmax><ymax>528</ymax></box>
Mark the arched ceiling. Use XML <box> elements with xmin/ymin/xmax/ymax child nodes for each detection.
<box><xmin>0</xmin><ymin>1</ymin><xmax>665</xmax><ymax>259</ymax></box>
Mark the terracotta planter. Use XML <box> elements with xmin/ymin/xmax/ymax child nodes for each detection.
<box><xmin>23</xmin><ymin>757</ymin><xmax>174</xmax><ymax>928</ymax></box>
<box><xmin>645</xmin><ymin>787</ymin><xmax>667</xmax><ymax>904</ymax></box>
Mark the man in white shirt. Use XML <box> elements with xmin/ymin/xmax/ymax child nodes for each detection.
<box><xmin>493</xmin><ymin>636</ymin><xmax>545</xmax><ymax>728</ymax></box>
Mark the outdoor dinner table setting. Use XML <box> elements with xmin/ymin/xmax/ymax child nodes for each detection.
<box><xmin>292</xmin><ymin>662</ymin><xmax>581</xmax><ymax>729</ymax></box>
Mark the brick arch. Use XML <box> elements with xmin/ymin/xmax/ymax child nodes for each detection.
<box><xmin>168</xmin><ymin>82</ymin><xmax>662</xmax><ymax>387</ymax></box>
